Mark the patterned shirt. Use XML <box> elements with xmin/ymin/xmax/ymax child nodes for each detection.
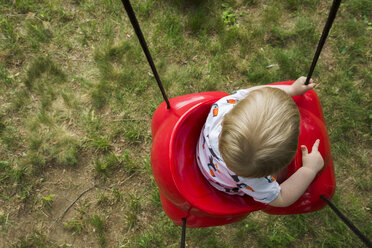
<box><xmin>196</xmin><ymin>88</ymin><xmax>281</xmax><ymax>204</ymax></box>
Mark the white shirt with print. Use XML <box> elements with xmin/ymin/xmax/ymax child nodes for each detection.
<box><xmin>196</xmin><ymin>89</ymin><xmax>281</xmax><ymax>204</ymax></box>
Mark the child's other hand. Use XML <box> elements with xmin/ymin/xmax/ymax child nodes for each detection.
<box><xmin>291</xmin><ymin>76</ymin><xmax>316</xmax><ymax>96</ymax></box>
<box><xmin>301</xmin><ymin>139</ymin><xmax>324</xmax><ymax>174</ymax></box>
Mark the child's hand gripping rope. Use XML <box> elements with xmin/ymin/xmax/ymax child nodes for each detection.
<box><xmin>291</xmin><ymin>76</ymin><xmax>316</xmax><ymax>96</ymax></box>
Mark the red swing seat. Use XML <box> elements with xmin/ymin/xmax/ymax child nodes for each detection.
<box><xmin>151</xmin><ymin>81</ymin><xmax>336</xmax><ymax>228</ymax></box>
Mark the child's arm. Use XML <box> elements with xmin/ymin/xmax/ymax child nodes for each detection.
<box><xmin>248</xmin><ymin>76</ymin><xmax>315</xmax><ymax>97</ymax></box>
<box><xmin>268</xmin><ymin>139</ymin><xmax>324</xmax><ymax>207</ymax></box>
<box><xmin>269</xmin><ymin>76</ymin><xmax>316</xmax><ymax>97</ymax></box>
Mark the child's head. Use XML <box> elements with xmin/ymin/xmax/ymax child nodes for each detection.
<box><xmin>219</xmin><ymin>87</ymin><xmax>300</xmax><ymax>178</ymax></box>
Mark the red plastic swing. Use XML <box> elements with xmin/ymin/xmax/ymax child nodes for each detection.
<box><xmin>151</xmin><ymin>81</ymin><xmax>336</xmax><ymax>228</ymax></box>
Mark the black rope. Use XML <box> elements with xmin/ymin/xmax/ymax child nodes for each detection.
<box><xmin>320</xmin><ymin>195</ymin><xmax>372</xmax><ymax>248</ymax></box>
<box><xmin>120</xmin><ymin>0</ymin><xmax>171</xmax><ymax>109</ymax></box>
<box><xmin>305</xmin><ymin>0</ymin><xmax>342</xmax><ymax>85</ymax></box>
<box><xmin>181</xmin><ymin>218</ymin><xmax>187</xmax><ymax>248</ymax></box>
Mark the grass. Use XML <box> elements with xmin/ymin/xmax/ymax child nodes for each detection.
<box><xmin>90</xmin><ymin>214</ymin><xmax>107</xmax><ymax>247</ymax></box>
<box><xmin>0</xmin><ymin>0</ymin><xmax>371</xmax><ymax>247</ymax></box>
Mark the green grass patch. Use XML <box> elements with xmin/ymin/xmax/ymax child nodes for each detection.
<box><xmin>0</xmin><ymin>0</ymin><xmax>371</xmax><ymax>247</ymax></box>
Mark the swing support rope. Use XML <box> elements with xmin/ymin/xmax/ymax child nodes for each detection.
<box><xmin>320</xmin><ymin>196</ymin><xmax>372</xmax><ymax>247</ymax></box>
<box><xmin>305</xmin><ymin>0</ymin><xmax>341</xmax><ymax>85</ymax></box>
<box><xmin>181</xmin><ymin>218</ymin><xmax>186</xmax><ymax>248</ymax></box>
<box><xmin>120</xmin><ymin>0</ymin><xmax>171</xmax><ymax>109</ymax></box>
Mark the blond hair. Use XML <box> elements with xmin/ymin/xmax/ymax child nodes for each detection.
<box><xmin>219</xmin><ymin>87</ymin><xmax>300</xmax><ymax>178</ymax></box>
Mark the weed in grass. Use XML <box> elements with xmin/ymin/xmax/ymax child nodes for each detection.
<box><xmin>90</xmin><ymin>214</ymin><xmax>107</xmax><ymax>248</ymax></box>
<box><xmin>222</xmin><ymin>6</ymin><xmax>237</xmax><ymax>27</ymax></box>
<box><xmin>41</xmin><ymin>193</ymin><xmax>55</xmax><ymax>210</ymax></box>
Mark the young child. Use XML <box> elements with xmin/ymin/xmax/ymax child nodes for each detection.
<box><xmin>196</xmin><ymin>76</ymin><xmax>324</xmax><ymax>207</ymax></box>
